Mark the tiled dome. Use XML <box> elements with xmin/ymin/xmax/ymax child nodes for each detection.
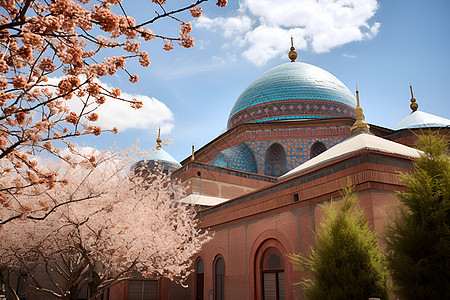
<box><xmin>227</xmin><ymin>62</ymin><xmax>356</xmax><ymax>129</ymax></box>
<box><xmin>132</xmin><ymin>148</ymin><xmax>181</xmax><ymax>173</ymax></box>
<box><xmin>212</xmin><ymin>143</ymin><xmax>257</xmax><ymax>173</ymax></box>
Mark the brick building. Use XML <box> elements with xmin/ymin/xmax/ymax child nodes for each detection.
<box><xmin>113</xmin><ymin>47</ymin><xmax>450</xmax><ymax>300</ymax></box>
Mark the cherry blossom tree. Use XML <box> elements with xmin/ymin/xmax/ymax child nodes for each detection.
<box><xmin>0</xmin><ymin>0</ymin><xmax>227</xmax><ymax>225</ymax></box>
<box><xmin>0</xmin><ymin>147</ymin><xmax>210</xmax><ymax>299</ymax></box>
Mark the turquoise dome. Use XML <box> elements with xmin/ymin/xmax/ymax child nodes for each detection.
<box><xmin>212</xmin><ymin>143</ymin><xmax>257</xmax><ymax>173</ymax></box>
<box><xmin>132</xmin><ymin>148</ymin><xmax>181</xmax><ymax>173</ymax></box>
<box><xmin>227</xmin><ymin>62</ymin><xmax>356</xmax><ymax>129</ymax></box>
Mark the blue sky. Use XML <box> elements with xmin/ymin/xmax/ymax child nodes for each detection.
<box><xmin>78</xmin><ymin>0</ymin><xmax>450</xmax><ymax>162</ymax></box>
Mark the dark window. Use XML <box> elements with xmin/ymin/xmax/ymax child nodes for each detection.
<box><xmin>196</xmin><ymin>259</ymin><xmax>204</xmax><ymax>300</ymax></box>
<box><xmin>310</xmin><ymin>142</ymin><xmax>327</xmax><ymax>159</ymax></box>
<box><xmin>266</xmin><ymin>144</ymin><xmax>285</xmax><ymax>163</ymax></box>
<box><xmin>214</xmin><ymin>257</ymin><xmax>225</xmax><ymax>300</ymax></box>
<box><xmin>128</xmin><ymin>280</ymin><xmax>158</xmax><ymax>300</ymax></box>
<box><xmin>265</xmin><ymin>144</ymin><xmax>287</xmax><ymax>176</ymax></box>
<box><xmin>267</xmin><ymin>253</ymin><xmax>281</xmax><ymax>270</ymax></box>
<box><xmin>293</xmin><ymin>193</ymin><xmax>299</xmax><ymax>202</ymax></box>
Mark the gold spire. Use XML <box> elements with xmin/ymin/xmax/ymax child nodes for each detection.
<box><xmin>350</xmin><ymin>87</ymin><xmax>370</xmax><ymax>135</ymax></box>
<box><xmin>409</xmin><ymin>85</ymin><xmax>418</xmax><ymax>112</ymax></box>
<box><xmin>288</xmin><ymin>36</ymin><xmax>297</xmax><ymax>62</ymax></box>
<box><xmin>156</xmin><ymin>128</ymin><xmax>162</xmax><ymax>150</ymax></box>
<box><xmin>191</xmin><ymin>144</ymin><xmax>195</xmax><ymax>161</ymax></box>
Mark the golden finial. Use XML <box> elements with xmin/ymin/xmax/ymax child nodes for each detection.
<box><xmin>409</xmin><ymin>85</ymin><xmax>418</xmax><ymax>112</ymax></box>
<box><xmin>156</xmin><ymin>128</ymin><xmax>162</xmax><ymax>150</ymax></box>
<box><xmin>350</xmin><ymin>86</ymin><xmax>370</xmax><ymax>135</ymax></box>
<box><xmin>288</xmin><ymin>36</ymin><xmax>297</xmax><ymax>62</ymax></box>
<box><xmin>191</xmin><ymin>144</ymin><xmax>195</xmax><ymax>161</ymax></box>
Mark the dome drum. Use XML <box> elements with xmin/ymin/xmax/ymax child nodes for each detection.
<box><xmin>228</xmin><ymin>99</ymin><xmax>355</xmax><ymax>129</ymax></box>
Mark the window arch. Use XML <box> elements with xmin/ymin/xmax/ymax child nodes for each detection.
<box><xmin>265</xmin><ymin>143</ymin><xmax>286</xmax><ymax>176</ymax></box>
<box><xmin>196</xmin><ymin>258</ymin><xmax>204</xmax><ymax>300</ymax></box>
<box><xmin>214</xmin><ymin>256</ymin><xmax>225</xmax><ymax>300</ymax></box>
<box><xmin>261</xmin><ymin>249</ymin><xmax>286</xmax><ymax>300</ymax></box>
<box><xmin>310</xmin><ymin>141</ymin><xmax>327</xmax><ymax>159</ymax></box>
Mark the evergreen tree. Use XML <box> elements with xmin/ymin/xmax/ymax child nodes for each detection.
<box><xmin>385</xmin><ymin>133</ymin><xmax>450</xmax><ymax>299</ymax></box>
<box><xmin>290</xmin><ymin>187</ymin><xmax>389</xmax><ymax>300</ymax></box>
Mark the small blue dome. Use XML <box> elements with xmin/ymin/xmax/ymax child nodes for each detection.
<box><xmin>132</xmin><ymin>148</ymin><xmax>181</xmax><ymax>173</ymax></box>
<box><xmin>212</xmin><ymin>143</ymin><xmax>257</xmax><ymax>173</ymax></box>
<box><xmin>228</xmin><ymin>62</ymin><xmax>356</xmax><ymax>129</ymax></box>
<box><xmin>394</xmin><ymin>110</ymin><xmax>450</xmax><ymax>130</ymax></box>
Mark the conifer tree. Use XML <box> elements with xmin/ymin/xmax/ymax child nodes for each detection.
<box><xmin>385</xmin><ymin>132</ymin><xmax>450</xmax><ymax>299</ymax></box>
<box><xmin>290</xmin><ymin>188</ymin><xmax>389</xmax><ymax>300</ymax></box>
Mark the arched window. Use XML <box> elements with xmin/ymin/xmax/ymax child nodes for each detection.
<box><xmin>262</xmin><ymin>250</ymin><xmax>285</xmax><ymax>300</ymax></box>
<box><xmin>196</xmin><ymin>258</ymin><xmax>204</xmax><ymax>300</ymax></box>
<box><xmin>214</xmin><ymin>256</ymin><xmax>225</xmax><ymax>300</ymax></box>
<box><xmin>310</xmin><ymin>141</ymin><xmax>327</xmax><ymax>159</ymax></box>
<box><xmin>265</xmin><ymin>143</ymin><xmax>286</xmax><ymax>176</ymax></box>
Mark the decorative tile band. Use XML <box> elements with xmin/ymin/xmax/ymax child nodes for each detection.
<box><xmin>228</xmin><ymin>99</ymin><xmax>355</xmax><ymax>129</ymax></box>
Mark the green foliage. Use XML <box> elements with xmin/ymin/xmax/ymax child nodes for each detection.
<box><xmin>385</xmin><ymin>132</ymin><xmax>450</xmax><ymax>299</ymax></box>
<box><xmin>290</xmin><ymin>187</ymin><xmax>389</xmax><ymax>300</ymax></box>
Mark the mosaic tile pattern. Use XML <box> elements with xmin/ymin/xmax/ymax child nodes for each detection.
<box><xmin>227</xmin><ymin>62</ymin><xmax>356</xmax><ymax>129</ymax></box>
<box><xmin>208</xmin><ymin>126</ymin><xmax>350</xmax><ymax>176</ymax></box>
<box><xmin>227</xmin><ymin>99</ymin><xmax>355</xmax><ymax>129</ymax></box>
<box><xmin>212</xmin><ymin>143</ymin><xmax>257</xmax><ymax>173</ymax></box>
<box><xmin>245</xmin><ymin>136</ymin><xmax>346</xmax><ymax>175</ymax></box>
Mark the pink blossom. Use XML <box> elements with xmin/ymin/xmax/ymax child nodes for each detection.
<box><xmin>15</xmin><ymin>112</ymin><xmax>27</xmax><ymax>125</ymax></box>
<box><xmin>131</xmin><ymin>99</ymin><xmax>143</xmax><ymax>109</ymax></box>
<box><xmin>87</xmin><ymin>113</ymin><xmax>99</xmax><ymax>122</ymax></box>
<box><xmin>86</xmin><ymin>82</ymin><xmax>101</xmax><ymax>97</ymax></box>
<box><xmin>38</xmin><ymin>57</ymin><xmax>57</xmax><ymax>72</ymax></box>
<box><xmin>163</xmin><ymin>40</ymin><xmax>174</xmax><ymax>51</ymax></box>
<box><xmin>58</xmin><ymin>76</ymin><xmax>81</xmax><ymax>99</ymax></box>
<box><xmin>216</xmin><ymin>0</ymin><xmax>227</xmax><ymax>7</ymax></box>
<box><xmin>0</xmin><ymin>149</ymin><xmax>211</xmax><ymax>296</ymax></box>
<box><xmin>180</xmin><ymin>22</ymin><xmax>193</xmax><ymax>35</ymax></box>
<box><xmin>179</xmin><ymin>34</ymin><xmax>194</xmax><ymax>48</ymax></box>
<box><xmin>96</xmin><ymin>96</ymin><xmax>106</xmax><ymax>104</ymax></box>
<box><xmin>124</xmin><ymin>40</ymin><xmax>141</xmax><ymax>54</ymax></box>
<box><xmin>92</xmin><ymin>126</ymin><xmax>102</xmax><ymax>136</ymax></box>
<box><xmin>139</xmin><ymin>51</ymin><xmax>151</xmax><ymax>67</ymax></box>
<box><xmin>21</xmin><ymin>32</ymin><xmax>44</xmax><ymax>47</ymax></box>
<box><xmin>142</xmin><ymin>28</ymin><xmax>156</xmax><ymax>41</ymax></box>
<box><xmin>17</xmin><ymin>45</ymin><xmax>33</xmax><ymax>60</ymax></box>
<box><xmin>11</xmin><ymin>75</ymin><xmax>27</xmax><ymax>89</ymax></box>
<box><xmin>129</xmin><ymin>74</ymin><xmax>139</xmax><ymax>83</ymax></box>
<box><xmin>111</xmin><ymin>88</ymin><xmax>121</xmax><ymax>97</ymax></box>
<box><xmin>0</xmin><ymin>0</ymin><xmax>228</xmax><ymax>233</ymax></box>
<box><xmin>0</xmin><ymin>76</ymin><xmax>7</xmax><ymax>90</ymax></box>
<box><xmin>190</xmin><ymin>5</ymin><xmax>202</xmax><ymax>18</ymax></box>
<box><xmin>66</xmin><ymin>112</ymin><xmax>79</xmax><ymax>125</ymax></box>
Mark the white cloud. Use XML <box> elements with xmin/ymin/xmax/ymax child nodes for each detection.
<box><xmin>196</xmin><ymin>0</ymin><xmax>380</xmax><ymax>65</ymax></box>
<box><xmin>342</xmin><ymin>53</ymin><xmax>357</xmax><ymax>58</ymax></box>
<box><xmin>94</xmin><ymin>88</ymin><xmax>174</xmax><ymax>133</ymax></box>
<box><xmin>242</xmin><ymin>26</ymin><xmax>307</xmax><ymax>66</ymax></box>
<box><xmin>196</xmin><ymin>15</ymin><xmax>253</xmax><ymax>38</ymax></box>
<box><xmin>46</xmin><ymin>77</ymin><xmax>174</xmax><ymax>134</ymax></box>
